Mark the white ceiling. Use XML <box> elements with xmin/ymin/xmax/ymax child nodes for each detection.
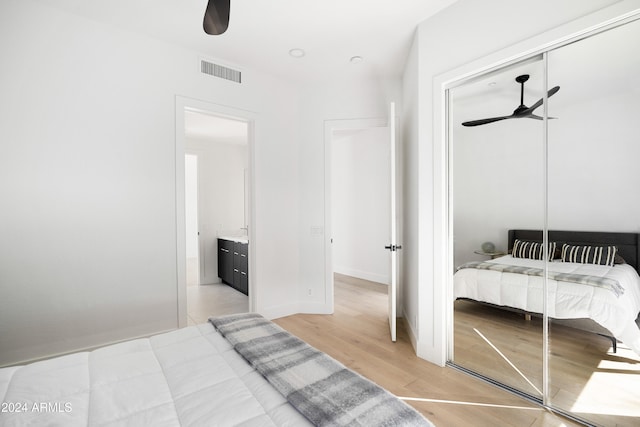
<box><xmin>36</xmin><ymin>0</ymin><xmax>458</xmax><ymax>83</ymax></box>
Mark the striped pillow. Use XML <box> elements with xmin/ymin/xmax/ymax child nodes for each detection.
<box><xmin>561</xmin><ymin>244</ymin><xmax>618</xmax><ymax>267</ymax></box>
<box><xmin>512</xmin><ymin>239</ymin><xmax>556</xmax><ymax>261</ymax></box>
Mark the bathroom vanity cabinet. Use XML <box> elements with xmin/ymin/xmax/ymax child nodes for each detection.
<box><xmin>217</xmin><ymin>238</ymin><xmax>248</xmax><ymax>295</ymax></box>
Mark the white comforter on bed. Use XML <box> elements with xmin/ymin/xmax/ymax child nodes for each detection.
<box><xmin>0</xmin><ymin>323</ymin><xmax>312</xmax><ymax>427</ymax></box>
<box><xmin>454</xmin><ymin>255</ymin><xmax>640</xmax><ymax>354</ymax></box>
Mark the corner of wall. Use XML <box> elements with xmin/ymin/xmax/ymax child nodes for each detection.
<box><xmin>402</xmin><ymin>306</ymin><xmax>418</xmax><ymax>353</ymax></box>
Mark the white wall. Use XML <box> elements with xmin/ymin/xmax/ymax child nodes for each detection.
<box><xmin>403</xmin><ymin>0</ymin><xmax>639</xmax><ymax>365</ymax></box>
<box><xmin>452</xmin><ymin>119</ymin><xmax>545</xmax><ymax>266</ymax></box>
<box><xmin>401</xmin><ymin>34</ymin><xmax>421</xmax><ymax>341</ymax></box>
<box><xmin>0</xmin><ymin>0</ymin><xmax>300</xmax><ymax>366</ymax></box>
<box><xmin>186</xmin><ymin>137</ymin><xmax>248</xmax><ymax>285</ymax></box>
<box><xmin>546</xmin><ymin>20</ymin><xmax>640</xmax><ymax>233</ymax></box>
<box><xmin>548</xmin><ymin>91</ymin><xmax>640</xmax><ymax>232</ymax></box>
<box><xmin>332</xmin><ymin>128</ymin><xmax>390</xmax><ymax>285</ymax></box>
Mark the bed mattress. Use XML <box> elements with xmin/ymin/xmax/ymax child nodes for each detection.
<box><xmin>454</xmin><ymin>255</ymin><xmax>640</xmax><ymax>354</ymax></box>
<box><xmin>0</xmin><ymin>323</ymin><xmax>312</xmax><ymax>426</ymax></box>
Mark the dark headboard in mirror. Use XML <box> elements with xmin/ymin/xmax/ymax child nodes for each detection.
<box><xmin>508</xmin><ymin>229</ymin><xmax>640</xmax><ymax>273</ymax></box>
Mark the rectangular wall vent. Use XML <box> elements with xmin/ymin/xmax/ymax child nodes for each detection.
<box><xmin>200</xmin><ymin>59</ymin><xmax>242</xmax><ymax>83</ymax></box>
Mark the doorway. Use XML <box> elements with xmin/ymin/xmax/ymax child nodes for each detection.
<box><xmin>331</xmin><ymin>127</ymin><xmax>391</xmax><ymax>284</ymax></box>
<box><xmin>175</xmin><ymin>97</ymin><xmax>255</xmax><ymax>327</ymax></box>
<box><xmin>325</xmin><ymin>110</ymin><xmax>401</xmax><ymax>341</ymax></box>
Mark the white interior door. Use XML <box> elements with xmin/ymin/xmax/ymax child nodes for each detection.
<box><xmin>387</xmin><ymin>102</ymin><xmax>398</xmax><ymax>342</ymax></box>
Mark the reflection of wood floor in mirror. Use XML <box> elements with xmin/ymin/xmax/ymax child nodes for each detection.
<box><xmin>275</xmin><ymin>274</ymin><xmax>581</xmax><ymax>427</ymax></box>
<box><xmin>454</xmin><ymin>299</ymin><xmax>640</xmax><ymax>427</ymax></box>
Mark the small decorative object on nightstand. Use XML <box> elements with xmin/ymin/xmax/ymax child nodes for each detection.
<box><xmin>475</xmin><ymin>242</ymin><xmax>506</xmax><ymax>259</ymax></box>
<box><xmin>481</xmin><ymin>241</ymin><xmax>495</xmax><ymax>253</ymax></box>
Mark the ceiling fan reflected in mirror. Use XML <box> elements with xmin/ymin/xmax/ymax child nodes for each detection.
<box><xmin>461</xmin><ymin>74</ymin><xmax>560</xmax><ymax>127</ymax></box>
<box><xmin>203</xmin><ymin>0</ymin><xmax>231</xmax><ymax>35</ymax></box>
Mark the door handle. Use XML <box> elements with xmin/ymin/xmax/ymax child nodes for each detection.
<box><xmin>385</xmin><ymin>244</ymin><xmax>402</xmax><ymax>251</ymax></box>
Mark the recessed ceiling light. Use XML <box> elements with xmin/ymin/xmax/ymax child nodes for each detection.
<box><xmin>289</xmin><ymin>48</ymin><xmax>305</xmax><ymax>58</ymax></box>
<box><xmin>350</xmin><ymin>56</ymin><xmax>363</xmax><ymax>64</ymax></box>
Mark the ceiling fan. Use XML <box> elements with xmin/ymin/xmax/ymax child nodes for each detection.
<box><xmin>461</xmin><ymin>74</ymin><xmax>560</xmax><ymax>127</ymax></box>
<box><xmin>203</xmin><ymin>0</ymin><xmax>231</xmax><ymax>35</ymax></box>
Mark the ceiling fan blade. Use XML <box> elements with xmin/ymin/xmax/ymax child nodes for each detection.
<box><xmin>463</xmin><ymin>77</ymin><xmax>561</xmax><ymax>128</ymax></box>
<box><xmin>203</xmin><ymin>0</ymin><xmax>230</xmax><ymax>35</ymax></box>
<box><xmin>528</xmin><ymin>114</ymin><xmax>558</xmax><ymax>121</ymax></box>
<box><xmin>524</xmin><ymin>85</ymin><xmax>560</xmax><ymax>114</ymax></box>
<box><xmin>461</xmin><ymin>115</ymin><xmax>512</xmax><ymax>127</ymax></box>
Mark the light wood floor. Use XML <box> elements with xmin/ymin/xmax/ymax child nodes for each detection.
<box><xmin>274</xmin><ymin>274</ymin><xmax>582</xmax><ymax>427</ymax></box>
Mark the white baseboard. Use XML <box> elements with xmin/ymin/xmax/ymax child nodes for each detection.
<box><xmin>259</xmin><ymin>302</ymin><xmax>303</xmax><ymax>321</ymax></box>
<box><xmin>297</xmin><ymin>301</ymin><xmax>333</xmax><ymax>315</ymax></box>
<box><xmin>259</xmin><ymin>300</ymin><xmax>334</xmax><ymax>320</ymax></box>
<box><xmin>333</xmin><ymin>266</ymin><xmax>390</xmax><ymax>285</ymax></box>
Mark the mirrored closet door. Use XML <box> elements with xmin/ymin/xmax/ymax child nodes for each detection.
<box><xmin>448</xmin><ymin>16</ymin><xmax>640</xmax><ymax>426</ymax></box>
<box><xmin>450</xmin><ymin>57</ymin><xmax>547</xmax><ymax>399</ymax></box>
<box><xmin>546</xmin><ymin>18</ymin><xmax>640</xmax><ymax>426</ymax></box>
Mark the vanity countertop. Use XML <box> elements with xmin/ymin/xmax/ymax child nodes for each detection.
<box><xmin>218</xmin><ymin>235</ymin><xmax>249</xmax><ymax>244</ymax></box>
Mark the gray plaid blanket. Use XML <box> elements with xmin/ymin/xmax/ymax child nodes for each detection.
<box><xmin>209</xmin><ymin>313</ymin><xmax>433</xmax><ymax>427</ymax></box>
<box><xmin>456</xmin><ymin>261</ymin><xmax>624</xmax><ymax>297</ymax></box>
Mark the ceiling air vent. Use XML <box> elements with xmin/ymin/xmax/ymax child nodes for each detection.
<box><xmin>200</xmin><ymin>58</ymin><xmax>242</xmax><ymax>84</ymax></box>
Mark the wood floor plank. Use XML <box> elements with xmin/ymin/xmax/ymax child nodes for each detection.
<box><xmin>274</xmin><ymin>275</ymin><xmax>582</xmax><ymax>427</ymax></box>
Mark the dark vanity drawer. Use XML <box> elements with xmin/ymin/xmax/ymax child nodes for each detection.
<box><xmin>218</xmin><ymin>238</ymin><xmax>248</xmax><ymax>295</ymax></box>
<box><xmin>233</xmin><ymin>242</ymin><xmax>248</xmax><ymax>295</ymax></box>
<box><xmin>217</xmin><ymin>239</ymin><xmax>234</xmax><ymax>284</ymax></box>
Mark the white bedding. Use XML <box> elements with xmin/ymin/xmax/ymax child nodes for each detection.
<box><xmin>454</xmin><ymin>255</ymin><xmax>640</xmax><ymax>354</ymax></box>
<box><xmin>0</xmin><ymin>323</ymin><xmax>312</xmax><ymax>427</ymax></box>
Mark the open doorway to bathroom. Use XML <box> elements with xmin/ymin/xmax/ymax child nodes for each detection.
<box><xmin>178</xmin><ymin>103</ymin><xmax>252</xmax><ymax>326</ymax></box>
